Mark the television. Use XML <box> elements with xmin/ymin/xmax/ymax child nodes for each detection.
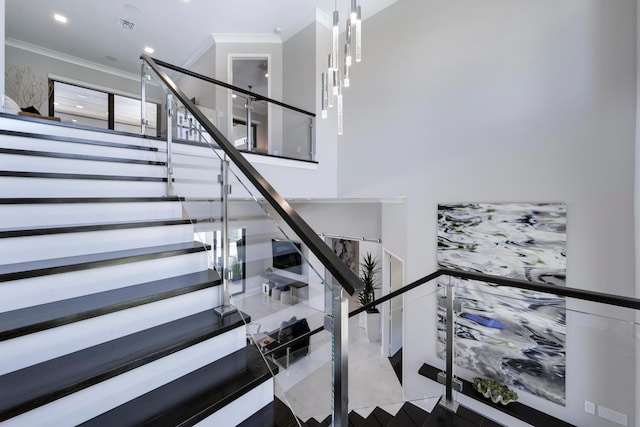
<box><xmin>272</xmin><ymin>239</ymin><xmax>303</xmax><ymax>274</ymax></box>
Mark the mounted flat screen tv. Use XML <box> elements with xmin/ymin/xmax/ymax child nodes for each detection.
<box><xmin>272</xmin><ymin>239</ymin><xmax>303</xmax><ymax>274</ymax></box>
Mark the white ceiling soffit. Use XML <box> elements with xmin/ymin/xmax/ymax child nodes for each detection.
<box><xmin>5</xmin><ymin>0</ymin><xmax>397</xmax><ymax>76</ymax></box>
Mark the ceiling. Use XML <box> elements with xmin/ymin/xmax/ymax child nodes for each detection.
<box><xmin>5</xmin><ymin>0</ymin><xmax>398</xmax><ymax>77</ymax></box>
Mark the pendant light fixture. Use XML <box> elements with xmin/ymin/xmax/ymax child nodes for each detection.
<box><xmin>321</xmin><ymin>0</ymin><xmax>362</xmax><ymax>135</ymax></box>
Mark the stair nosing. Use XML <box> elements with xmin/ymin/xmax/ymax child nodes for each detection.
<box><xmin>0</xmin><ymin>270</ymin><xmax>222</xmax><ymax>341</ymax></box>
<box><xmin>0</xmin><ymin>170</ymin><xmax>168</xmax><ymax>182</ymax></box>
<box><xmin>0</xmin><ymin>310</ymin><xmax>249</xmax><ymax>422</ymax></box>
<box><xmin>0</xmin><ymin>218</ymin><xmax>195</xmax><ymax>238</ymax></box>
<box><xmin>0</xmin><ymin>147</ymin><xmax>166</xmax><ymax>166</ymax></box>
<box><xmin>0</xmin><ymin>197</ymin><xmax>183</xmax><ymax>204</ymax></box>
<box><xmin>0</xmin><ymin>129</ymin><xmax>159</xmax><ymax>152</ymax></box>
<box><xmin>80</xmin><ymin>345</ymin><xmax>273</xmax><ymax>427</ymax></box>
<box><xmin>0</xmin><ymin>242</ymin><xmax>209</xmax><ymax>283</ymax></box>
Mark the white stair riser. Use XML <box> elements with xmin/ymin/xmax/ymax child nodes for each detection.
<box><xmin>172</xmin><ymin>182</ymin><xmax>254</xmax><ymax>200</ymax></box>
<box><xmin>0</xmin><ymin>327</ymin><xmax>246</xmax><ymax>427</ymax></box>
<box><xmin>0</xmin><ymin>224</ymin><xmax>195</xmax><ymax>264</ymax></box>
<box><xmin>2</xmin><ymin>153</ymin><xmax>167</xmax><ymax>178</ymax></box>
<box><xmin>0</xmin><ymin>136</ymin><xmax>163</xmax><ymax>162</ymax></box>
<box><xmin>0</xmin><ymin>117</ymin><xmax>160</xmax><ymax>149</ymax></box>
<box><xmin>195</xmin><ymin>379</ymin><xmax>274</xmax><ymax>427</ymax></box>
<box><xmin>172</xmin><ymin>166</ymin><xmax>220</xmax><ymax>182</ymax></box>
<box><xmin>173</xmin><ymin>152</ymin><xmax>220</xmax><ymax>168</ymax></box>
<box><xmin>172</xmin><ymin>145</ymin><xmax>219</xmax><ymax>159</ymax></box>
<box><xmin>0</xmin><ymin>287</ymin><xmax>226</xmax><ymax>375</ymax></box>
<box><xmin>0</xmin><ymin>202</ymin><xmax>183</xmax><ymax>229</ymax></box>
<box><xmin>0</xmin><ymin>252</ymin><xmax>209</xmax><ymax>312</ymax></box>
<box><xmin>0</xmin><ymin>177</ymin><xmax>168</xmax><ymax>198</ymax></box>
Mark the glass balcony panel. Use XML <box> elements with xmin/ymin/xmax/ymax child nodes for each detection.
<box><xmin>440</xmin><ymin>277</ymin><xmax>638</xmax><ymax>427</ymax></box>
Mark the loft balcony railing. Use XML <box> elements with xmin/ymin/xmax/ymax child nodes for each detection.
<box><xmin>140</xmin><ymin>57</ymin><xmax>316</xmax><ymax>163</ymax></box>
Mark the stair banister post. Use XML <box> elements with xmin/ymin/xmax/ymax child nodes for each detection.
<box><xmin>440</xmin><ymin>275</ymin><xmax>459</xmax><ymax>413</ymax></box>
<box><xmin>309</xmin><ymin>117</ymin><xmax>315</xmax><ymax>161</ymax></box>
<box><xmin>140</xmin><ymin>62</ymin><xmax>148</xmax><ymax>136</ymax></box>
<box><xmin>214</xmin><ymin>155</ymin><xmax>237</xmax><ymax>317</ymax></box>
<box><xmin>332</xmin><ymin>288</ymin><xmax>349</xmax><ymax>427</ymax></box>
<box><xmin>166</xmin><ymin>93</ymin><xmax>174</xmax><ymax>196</ymax></box>
<box><xmin>245</xmin><ymin>95</ymin><xmax>253</xmax><ymax>152</ymax></box>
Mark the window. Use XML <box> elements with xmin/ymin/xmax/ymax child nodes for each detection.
<box><xmin>50</xmin><ymin>80</ymin><xmax>159</xmax><ymax>136</ymax></box>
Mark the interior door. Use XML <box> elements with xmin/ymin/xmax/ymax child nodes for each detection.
<box><xmin>386</xmin><ymin>250</ymin><xmax>404</xmax><ymax>356</ymax></box>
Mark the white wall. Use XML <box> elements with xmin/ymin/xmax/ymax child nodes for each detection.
<box><xmin>337</xmin><ymin>1</ymin><xmax>637</xmax><ymax>426</ymax></box>
<box><xmin>0</xmin><ymin>0</ymin><xmax>5</xmax><ymax>109</ymax></box>
<box><xmin>4</xmin><ymin>44</ymin><xmax>153</xmax><ymax>115</ymax></box>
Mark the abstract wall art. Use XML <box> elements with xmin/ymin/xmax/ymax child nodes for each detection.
<box><xmin>436</xmin><ymin>203</ymin><xmax>567</xmax><ymax>405</ymax></box>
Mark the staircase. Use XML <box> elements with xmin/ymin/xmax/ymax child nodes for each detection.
<box><xmin>0</xmin><ymin>115</ymin><xmax>276</xmax><ymax>426</ymax></box>
<box><xmin>299</xmin><ymin>400</ymin><xmax>504</xmax><ymax>427</ymax></box>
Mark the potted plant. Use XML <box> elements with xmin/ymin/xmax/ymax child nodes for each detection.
<box><xmin>358</xmin><ymin>252</ymin><xmax>381</xmax><ymax>342</ymax></box>
<box><xmin>472</xmin><ymin>377</ymin><xmax>519</xmax><ymax>405</ymax></box>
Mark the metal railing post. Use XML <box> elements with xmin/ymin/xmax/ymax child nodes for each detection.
<box><xmin>214</xmin><ymin>155</ymin><xmax>237</xmax><ymax>317</ymax></box>
<box><xmin>332</xmin><ymin>289</ymin><xmax>349</xmax><ymax>427</ymax></box>
<box><xmin>440</xmin><ymin>276</ymin><xmax>459</xmax><ymax>413</ymax></box>
<box><xmin>309</xmin><ymin>117</ymin><xmax>315</xmax><ymax>161</ymax></box>
<box><xmin>140</xmin><ymin>63</ymin><xmax>148</xmax><ymax>136</ymax></box>
<box><xmin>165</xmin><ymin>93</ymin><xmax>173</xmax><ymax>196</ymax></box>
<box><xmin>245</xmin><ymin>96</ymin><xmax>253</xmax><ymax>151</ymax></box>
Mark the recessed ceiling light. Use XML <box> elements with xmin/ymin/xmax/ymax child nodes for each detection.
<box><xmin>265</xmin><ymin>73</ymin><xmax>269</xmax><ymax>78</ymax></box>
<box><xmin>54</xmin><ymin>14</ymin><xmax>67</xmax><ymax>23</ymax></box>
<box><xmin>76</xmin><ymin>105</ymin><xmax>83</xmax><ymax>109</ymax></box>
<box><xmin>231</xmin><ymin>94</ymin><xmax>237</xmax><ymax>98</ymax></box>
<box><xmin>53</xmin><ymin>102</ymin><xmax>59</xmax><ymax>106</ymax></box>
<box><xmin>144</xmin><ymin>46</ymin><xmax>154</xmax><ymax>54</ymax></box>
<box><xmin>123</xmin><ymin>4</ymin><xmax>141</xmax><ymax>14</ymax></box>
<box><xmin>72</xmin><ymin>119</ymin><xmax>78</xmax><ymax>123</ymax></box>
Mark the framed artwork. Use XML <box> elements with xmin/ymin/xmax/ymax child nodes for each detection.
<box><xmin>437</xmin><ymin>203</ymin><xmax>566</xmax><ymax>405</ymax></box>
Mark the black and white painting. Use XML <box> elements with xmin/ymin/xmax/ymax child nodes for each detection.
<box><xmin>437</xmin><ymin>203</ymin><xmax>566</xmax><ymax>405</ymax></box>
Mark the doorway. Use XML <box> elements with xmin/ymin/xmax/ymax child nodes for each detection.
<box><xmin>228</xmin><ymin>55</ymin><xmax>270</xmax><ymax>153</ymax></box>
<box><xmin>382</xmin><ymin>249</ymin><xmax>404</xmax><ymax>357</ymax></box>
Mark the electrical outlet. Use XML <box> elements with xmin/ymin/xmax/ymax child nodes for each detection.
<box><xmin>598</xmin><ymin>405</ymin><xmax>628</xmax><ymax>426</ymax></box>
<box><xmin>584</xmin><ymin>400</ymin><xmax>595</xmax><ymax>415</ymax></box>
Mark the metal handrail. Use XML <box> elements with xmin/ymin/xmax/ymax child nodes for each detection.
<box><xmin>264</xmin><ymin>268</ymin><xmax>640</xmax><ymax>356</ymax></box>
<box><xmin>140</xmin><ymin>54</ymin><xmax>363</xmax><ymax>296</ymax></box>
<box><xmin>354</xmin><ymin>268</ymin><xmax>640</xmax><ymax>315</ymax></box>
<box><xmin>149</xmin><ymin>57</ymin><xmax>315</xmax><ymax>118</ymax></box>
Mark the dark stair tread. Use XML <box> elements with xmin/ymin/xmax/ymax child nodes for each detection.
<box><xmin>237</xmin><ymin>401</ymin><xmax>275</xmax><ymax>427</ymax></box>
<box><xmin>80</xmin><ymin>345</ymin><xmax>275</xmax><ymax>427</ymax></box>
<box><xmin>0</xmin><ymin>170</ymin><xmax>169</xmax><ymax>182</ymax></box>
<box><xmin>0</xmin><ymin>129</ymin><xmax>159</xmax><ymax>152</ymax></box>
<box><xmin>0</xmin><ymin>218</ymin><xmax>194</xmax><ymax>238</ymax></box>
<box><xmin>318</xmin><ymin>415</ymin><xmax>333</xmax><ymax>427</ymax></box>
<box><xmin>0</xmin><ymin>309</ymin><xmax>247</xmax><ymax>421</ymax></box>
<box><xmin>240</xmin><ymin>397</ymin><xmax>298</xmax><ymax>427</ymax></box>
<box><xmin>0</xmin><ymin>196</ymin><xmax>182</xmax><ymax>204</ymax></box>
<box><xmin>0</xmin><ymin>147</ymin><xmax>166</xmax><ymax>166</ymax></box>
<box><xmin>0</xmin><ymin>269</ymin><xmax>221</xmax><ymax>341</ymax></box>
<box><xmin>424</xmin><ymin>404</ymin><xmax>485</xmax><ymax>427</ymax></box>
<box><xmin>387</xmin><ymin>402</ymin><xmax>430</xmax><ymax>427</ymax></box>
<box><xmin>305</xmin><ymin>418</ymin><xmax>321</xmax><ymax>426</ymax></box>
<box><xmin>0</xmin><ymin>241</ymin><xmax>209</xmax><ymax>282</ymax></box>
<box><xmin>349</xmin><ymin>410</ymin><xmax>366</xmax><ymax>426</ymax></box>
<box><xmin>361</xmin><ymin>407</ymin><xmax>393</xmax><ymax>427</ymax></box>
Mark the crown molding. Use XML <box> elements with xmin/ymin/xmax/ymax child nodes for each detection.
<box><xmin>5</xmin><ymin>38</ymin><xmax>140</xmax><ymax>81</ymax></box>
<box><xmin>181</xmin><ymin>34</ymin><xmax>216</xmax><ymax>70</ymax></box>
<box><xmin>211</xmin><ymin>33</ymin><xmax>282</xmax><ymax>45</ymax></box>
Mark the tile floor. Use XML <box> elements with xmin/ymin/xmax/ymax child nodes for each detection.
<box><xmin>231</xmin><ymin>286</ymin><xmax>427</xmax><ymax>422</ymax></box>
